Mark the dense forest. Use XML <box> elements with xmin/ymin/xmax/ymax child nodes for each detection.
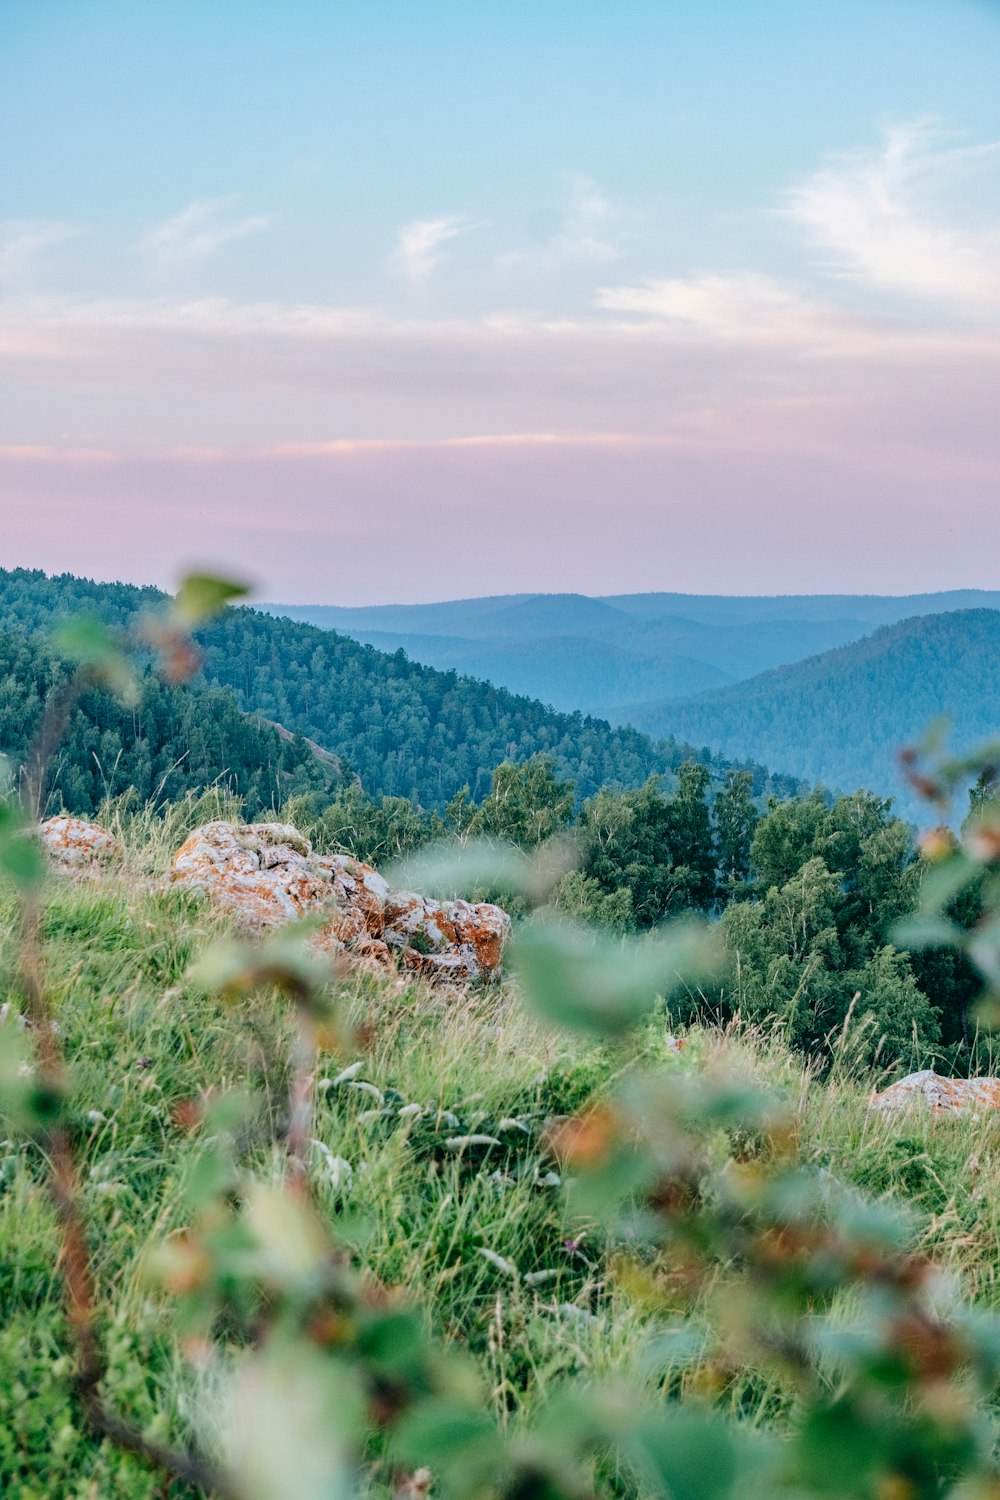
<box><xmin>2</xmin><ymin>567</ymin><xmax>989</xmax><ymax>1070</ymax></box>
<box><xmin>0</xmin><ymin>568</ymin><xmax>801</xmax><ymax>809</ymax></box>
<box><xmin>635</xmin><ymin>609</ymin><xmax>1000</xmax><ymax>815</ymax></box>
<box><xmin>0</xmin><ymin>631</ymin><xmax>340</xmax><ymax>817</ymax></box>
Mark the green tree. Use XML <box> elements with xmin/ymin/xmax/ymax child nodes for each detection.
<box><xmin>713</xmin><ymin>768</ymin><xmax>759</xmax><ymax>901</ymax></box>
<box><xmin>452</xmin><ymin>755</ymin><xmax>575</xmax><ymax>848</ymax></box>
<box><xmin>666</xmin><ymin>760</ymin><xmax>716</xmax><ymax>912</ymax></box>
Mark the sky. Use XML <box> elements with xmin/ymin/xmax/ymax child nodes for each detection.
<box><xmin>2</xmin><ymin>0</ymin><xmax>999</xmax><ymax>603</ymax></box>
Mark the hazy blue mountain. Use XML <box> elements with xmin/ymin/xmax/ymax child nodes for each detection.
<box><xmin>628</xmin><ymin>610</ymin><xmax>1000</xmax><ymax>818</ymax></box>
<box><xmin>344</xmin><ymin>630</ymin><xmax>733</xmax><ymax>714</ymax></box>
<box><xmin>260</xmin><ymin>589</ymin><xmax>1000</xmax><ymax>724</ymax></box>
<box><xmin>599</xmin><ymin>590</ymin><xmax>1000</xmax><ymax>624</ymax></box>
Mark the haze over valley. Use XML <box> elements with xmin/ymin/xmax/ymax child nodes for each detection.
<box><xmin>263</xmin><ymin>589</ymin><xmax>1000</xmax><ymax>815</ymax></box>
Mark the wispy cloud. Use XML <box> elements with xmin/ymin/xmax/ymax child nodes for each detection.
<box><xmin>392</xmin><ymin>215</ymin><xmax>475</xmax><ymax>283</ymax></box>
<box><xmin>551</xmin><ymin>174</ymin><xmax>620</xmax><ymax>264</ymax></box>
<box><xmin>140</xmin><ymin>197</ymin><xmax>271</xmax><ymax>272</ymax></box>
<box><xmin>596</xmin><ymin>272</ymin><xmax>831</xmax><ymax>343</ymax></box>
<box><xmin>501</xmin><ymin>174</ymin><xmax>621</xmax><ymax>269</ymax></box>
<box><xmin>783</xmin><ymin>120</ymin><xmax>1000</xmax><ymax>311</ymax></box>
<box><xmin>0</xmin><ymin>221</ymin><xmax>84</xmax><ymax>287</ymax></box>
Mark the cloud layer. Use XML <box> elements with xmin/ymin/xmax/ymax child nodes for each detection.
<box><xmin>2</xmin><ymin>121</ymin><xmax>999</xmax><ymax>599</ymax></box>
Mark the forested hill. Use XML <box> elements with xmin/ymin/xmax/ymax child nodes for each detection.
<box><xmin>0</xmin><ymin>569</ymin><xmax>800</xmax><ymax>809</ymax></box>
<box><xmin>630</xmin><ymin>610</ymin><xmax>1000</xmax><ymax>815</ymax></box>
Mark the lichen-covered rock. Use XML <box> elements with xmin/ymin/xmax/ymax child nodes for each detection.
<box><xmin>319</xmin><ymin>854</ymin><xmax>391</xmax><ymax>941</ymax></box>
<box><xmin>171</xmin><ymin>822</ymin><xmax>330</xmax><ymax>927</ymax></box>
<box><xmin>382</xmin><ymin>891</ymin><xmax>510</xmax><ymax>975</ymax></box>
<box><xmin>40</xmin><ymin>815</ymin><xmax>122</xmax><ymax>873</ymax></box>
<box><xmin>870</xmin><ymin>1070</ymin><xmax>1000</xmax><ymax>1115</ymax></box>
<box><xmin>170</xmin><ymin>821</ymin><xmax>509</xmax><ymax>984</ymax></box>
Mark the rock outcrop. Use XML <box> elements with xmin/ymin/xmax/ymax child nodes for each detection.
<box><xmin>39</xmin><ymin>815</ymin><xmax>123</xmax><ymax>873</ymax></box>
<box><xmin>870</xmin><ymin>1069</ymin><xmax>1000</xmax><ymax>1115</ymax></box>
<box><xmin>170</xmin><ymin>820</ymin><xmax>510</xmax><ymax>984</ymax></box>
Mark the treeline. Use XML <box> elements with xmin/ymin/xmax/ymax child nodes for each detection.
<box><xmin>0</xmin><ymin>631</ymin><xmax>339</xmax><ymax>817</ymax></box>
<box><xmin>302</xmin><ymin>755</ymin><xmax>986</xmax><ymax>1070</ymax></box>
<box><xmin>0</xmin><ymin>568</ymin><xmax>804</xmax><ymax>809</ymax></box>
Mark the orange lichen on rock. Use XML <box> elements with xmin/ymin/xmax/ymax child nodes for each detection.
<box><xmin>169</xmin><ymin>820</ymin><xmax>509</xmax><ymax>985</ymax></box>
<box><xmin>171</xmin><ymin>822</ymin><xmax>331</xmax><ymax>927</ymax></box>
<box><xmin>870</xmin><ymin>1070</ymin><xmax>1000</xmax><ymax>1115</ymax></box>
<box><xmin>39</xmin><ymin>815</ymin><xmax>123</xmax><ymax>873</ymax></box>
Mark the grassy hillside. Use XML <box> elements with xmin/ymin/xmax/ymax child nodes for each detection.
<box><xmin>261</xmin><ymin>589</ymin><xmax>1000</xmax><ymax>723</ymax></box>
<box><xmin>0</xmin><ymin>568</ymin><xmax>799</xmax><ymax>809</ymax></box>
<box><xmin>631</xmin><ymin>610</ymin><xmax>1000</xmax><ymax>815</ymax></box>
<box><xmin>2</xmin><ymin>811</ymin><xmax>1000</xmax><ymax>1496</ymax></box>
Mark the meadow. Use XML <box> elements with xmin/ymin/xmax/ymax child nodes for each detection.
<box><xmin>4</xmin><ymin>796</ymin><xmax>1000</xmax><ymax>1499</ymax></box>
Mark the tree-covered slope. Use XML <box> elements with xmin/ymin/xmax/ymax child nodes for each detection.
<box><xmin>0</xmin><ymin>630</ymin><xmax>341</xmax><ymax>818</ymax></box>
<box><xmin>629</xmin><ymin>610</ymin><xmax>1000</xmax><ymax>814</ymax></box>
<box><xmin>0</xmin><ymin>569</ymin><xmax>799</xmax><ymax>809</ymax></box>
<box><xmin>331</xmin><ymin>630</ymin><xmax>733</xmax><ymax>715</ymax></box>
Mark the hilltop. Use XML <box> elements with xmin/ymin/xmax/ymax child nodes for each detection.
<box><xmin>630</xmin><ymin>609</ymin><xmax>1000</xmax><ymax>814</ymax></box>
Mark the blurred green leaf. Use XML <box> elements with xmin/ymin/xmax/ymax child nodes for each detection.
<box><xmin>386</xmin><ymin>837</ymin><xmax>533</xmax><ymax>899</ymax></box>
<box><xmin>0</xmin><ymin>801</ymin><xmax>45</xmax><ymax>889</ymax></box>
<box><xmin>916</xmin><ymin>854</ymin><xmax>978</xmax><ymax>915</ymax></box>
<box><xmin>891</xmin><ymin>914</ymin><xmax>962</xmax><ymax>951</ymax></box>
<box><xmin>387</xmin><ymin>832</ymin><xmax>581</xmax><ymax>903</ymax></box>
<box><xmin>792</xmin><ymin>1400</ymin><xmax>888</xmax><ymax>1493</ymax></box>
<box><xmin>356</xmin><ymin>1309</ymin><xmax>427</xmax><ymax>1381</ymax></box>
<box><xmin>627</xmin><ymin>1407</ymin><xmax>739</xmax><ymax>1500</ymax></box>
<box><xmin>221</xmin><ymin>1342</ymin><xmax>363</xmax><ymax>1500</ymax></box>
<box><xmin>51</xmin><ymin>615</ymin><xmax>138</xmax><ymax>703</ymax></box>
<box><xmin>395</xmin><ymin>1398</ymin><xmax>506</xmax><ymax>1490</ymax></box>
<box><xmin>182</xmin><ymin>1143</ymin><xmax>237</xmax><ymax>1213</ymax></box>
<box><xmin>512</xmin><ymin>915</ymin><xmax>718</xmax><ymax>1036</ymax></box>
<box><xmin>242</xmin><ymin>1182</ymin><xmax>330</xmax><ymax>1289</ymax></box>
<box><xmin>188</xmin><ymin>926</ymin><xmax>334</xmax><ymax>1002</ymax></box>
<box><xmin>173</xmin><ymin>572</ymin><xmax>249</xmax><ymax>627</ymax></box>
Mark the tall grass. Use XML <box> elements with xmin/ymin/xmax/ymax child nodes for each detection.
<box><xmin>3</xmin><ymin>807</ymin><xmax>1000</xmax><ymax>1496</ymax></box>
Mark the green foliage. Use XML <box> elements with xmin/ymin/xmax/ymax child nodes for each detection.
<box><xmin>564</xmin><ymin>765</ymin><xmax>717</xmax><ymax>931</ymax></box>
<box><xmin>712</xmin><ymin>792</ymin><xmax>936</xmax><ymax>1065</ymax></box>
<box><xmin>448</xmin><ymin>756</ymin><xmax>575</xmax><ymax>848</ymax></box>
<box><xmin>713</xmin><ymin>769</ymin><xmax>758</xmax><ymax>900</ymax></box>
<box><xmin>304</xmin><ymin>781</ymin><xmax>441</xmax><ymax>867</ymax></box>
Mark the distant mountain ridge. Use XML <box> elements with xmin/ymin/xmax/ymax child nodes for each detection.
<box><xmin>630</xmin><ymin>609</ymin><xmax>1000</xmax><ymax>816</ymax></box>
<box><xmin>261</xmin><ymin>589</ymin><xmax>1000</xmax><ymax>724</ymax></box>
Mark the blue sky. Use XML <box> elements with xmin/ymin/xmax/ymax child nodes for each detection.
<box><xmin>2</xmin><ymin>0</ymin><xmax>999</xmax><ymax>600</ymax></box>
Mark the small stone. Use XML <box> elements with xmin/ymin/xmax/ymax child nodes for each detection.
<box><xmin>870</xmin><ymin>1070</ymin><xmax>1000</xmax><ymax>1115</ymax></box>
<box><xmin>39</xmin><ymin>816</ymin><xmax>123</xmax><ymax>873</ymax></box>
